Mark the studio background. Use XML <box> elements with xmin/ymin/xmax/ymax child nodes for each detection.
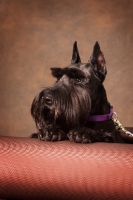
<box><xmin>0</xmin><ymin>0</ymin><xmax>133</xmax><ymax>137</ymax></box>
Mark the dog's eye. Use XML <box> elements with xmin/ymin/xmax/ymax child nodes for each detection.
<box><xmin>70</xmin><ymin>78</ymin><xmax>83</xmax><ymax>84</ymax></box>
<box><xmin>76</xmin><ymin>78</ymin><xmax>82</xmax><ymax>83</ymax></box>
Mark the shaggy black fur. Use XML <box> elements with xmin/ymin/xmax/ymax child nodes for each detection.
<box><xmin>31</xmin><ymin>41</ymin><xmax>124</xmax><ymax>143</ymax></box>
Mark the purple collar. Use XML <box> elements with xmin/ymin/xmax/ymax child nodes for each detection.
<box><xmin>88</xmin><ymin>108</ymin><xmax>113</xmax><ymax>122</ymax></box>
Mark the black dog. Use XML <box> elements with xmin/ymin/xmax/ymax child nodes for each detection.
<box><xmin>31</xmin><ymin>41</ymin><xmax>126</xmax><ymax>143</ymax></box>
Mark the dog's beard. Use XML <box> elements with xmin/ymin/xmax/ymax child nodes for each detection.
<box><xmin>31</xmin><ymin>84</ymin><xmax>91</xmax><ymax>132</ymax></box>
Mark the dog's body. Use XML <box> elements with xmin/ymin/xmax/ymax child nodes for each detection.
<box><xmin>31</xmin><ymin>41</ymin><xmax>126</xmax><ymax>143</ymax></box>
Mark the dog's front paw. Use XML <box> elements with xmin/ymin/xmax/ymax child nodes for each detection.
<box><xmin>38</xmin><ymin>127</ymin><xmax>66</xmax><ymax>142</ymax></box>
<box><xmin>30</xmin><ymin>133</ymin><xmax>38</xmax><ymax>138</ymax></box>
<box><xmin>68</xmin><ymin>127</ymin><xmax>96</xmax><ymax>143</ymax></box>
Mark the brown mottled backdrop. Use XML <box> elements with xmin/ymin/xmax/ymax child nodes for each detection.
<box><xmin>0</xmin><ymin>0</ymin><xmax>133</xmax><ymax>137</ymax></box>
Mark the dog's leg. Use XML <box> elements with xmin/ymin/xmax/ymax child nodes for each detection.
<box><xmin>31</xmin><ymin>92</ymin><xmax>67</xmax><ymax>141</ymax></box>
<box><xmin>35</xmin><ymin>126</ymin><xmax>66</xmax><ymax>142</ymax></box>
<box><xmin>30</xmin><ymin>133</ymin><xmax>38</xmax><ymax>138</ymax></box>
<box><xmin>67</xmin><ymin>127</ymin><xmax>96</xmax><ymax>143</ymax></box>
<box><xmin>96</xmin><ymin>130</ymin><xmax>115</xmax><ymax>142</ymax></box>
<box><xmin>68</xmin><ymin>127</ymin><xmax>115</xmax><ymax>143</ymax></box>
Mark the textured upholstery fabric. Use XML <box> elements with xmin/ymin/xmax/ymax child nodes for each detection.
<box><xmin>0</xmin><ymin>128</ymin><xmax>133</xmax><ymax>199</ymax></box>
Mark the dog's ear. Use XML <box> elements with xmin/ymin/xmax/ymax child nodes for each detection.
<box><xmin>71</xmin><ymin>41</ymin><xmax>81</xmax><ymax>64</ymax></box>
<box><xmin>51</xmin><ymin>68</ymin><xmax>64</xmax><ymax>79</ymax></box>
<box><xmin>89</xmin><ymin>41</ymin><xmax>107</xmax><ymax>82</ymax></box>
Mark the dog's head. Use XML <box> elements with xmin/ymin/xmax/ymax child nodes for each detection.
<box><xmin>31</xmin><ymin>41</ymin><xmax>107</xmax><ymax>131</ymax></box>
<box><xmin>51</xmin><ymin>41</ymin><xmax>106</xmax><ymax>85</ymax></box>
<box><xmin>51</xmin><ymin>41</ymin><xmax>107</xmax><ymax>110</ymax></box>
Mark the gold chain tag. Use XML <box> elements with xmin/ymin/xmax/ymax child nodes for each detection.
<box><xmin>112</xmin><ymin>112</ymin><xmax>133</xmax><ymax>139</ymax></box>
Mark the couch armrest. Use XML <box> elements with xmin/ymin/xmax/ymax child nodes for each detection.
<box><xmin>0</xmin><ymin>133</ymin><xmax>133</xmax><ymax>199</ymax></box>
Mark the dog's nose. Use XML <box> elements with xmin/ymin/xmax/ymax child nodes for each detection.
<box><xmin>44</xmin><ymin>96</ymin><xmax>52</xmax><ymax>105</ymax></box>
